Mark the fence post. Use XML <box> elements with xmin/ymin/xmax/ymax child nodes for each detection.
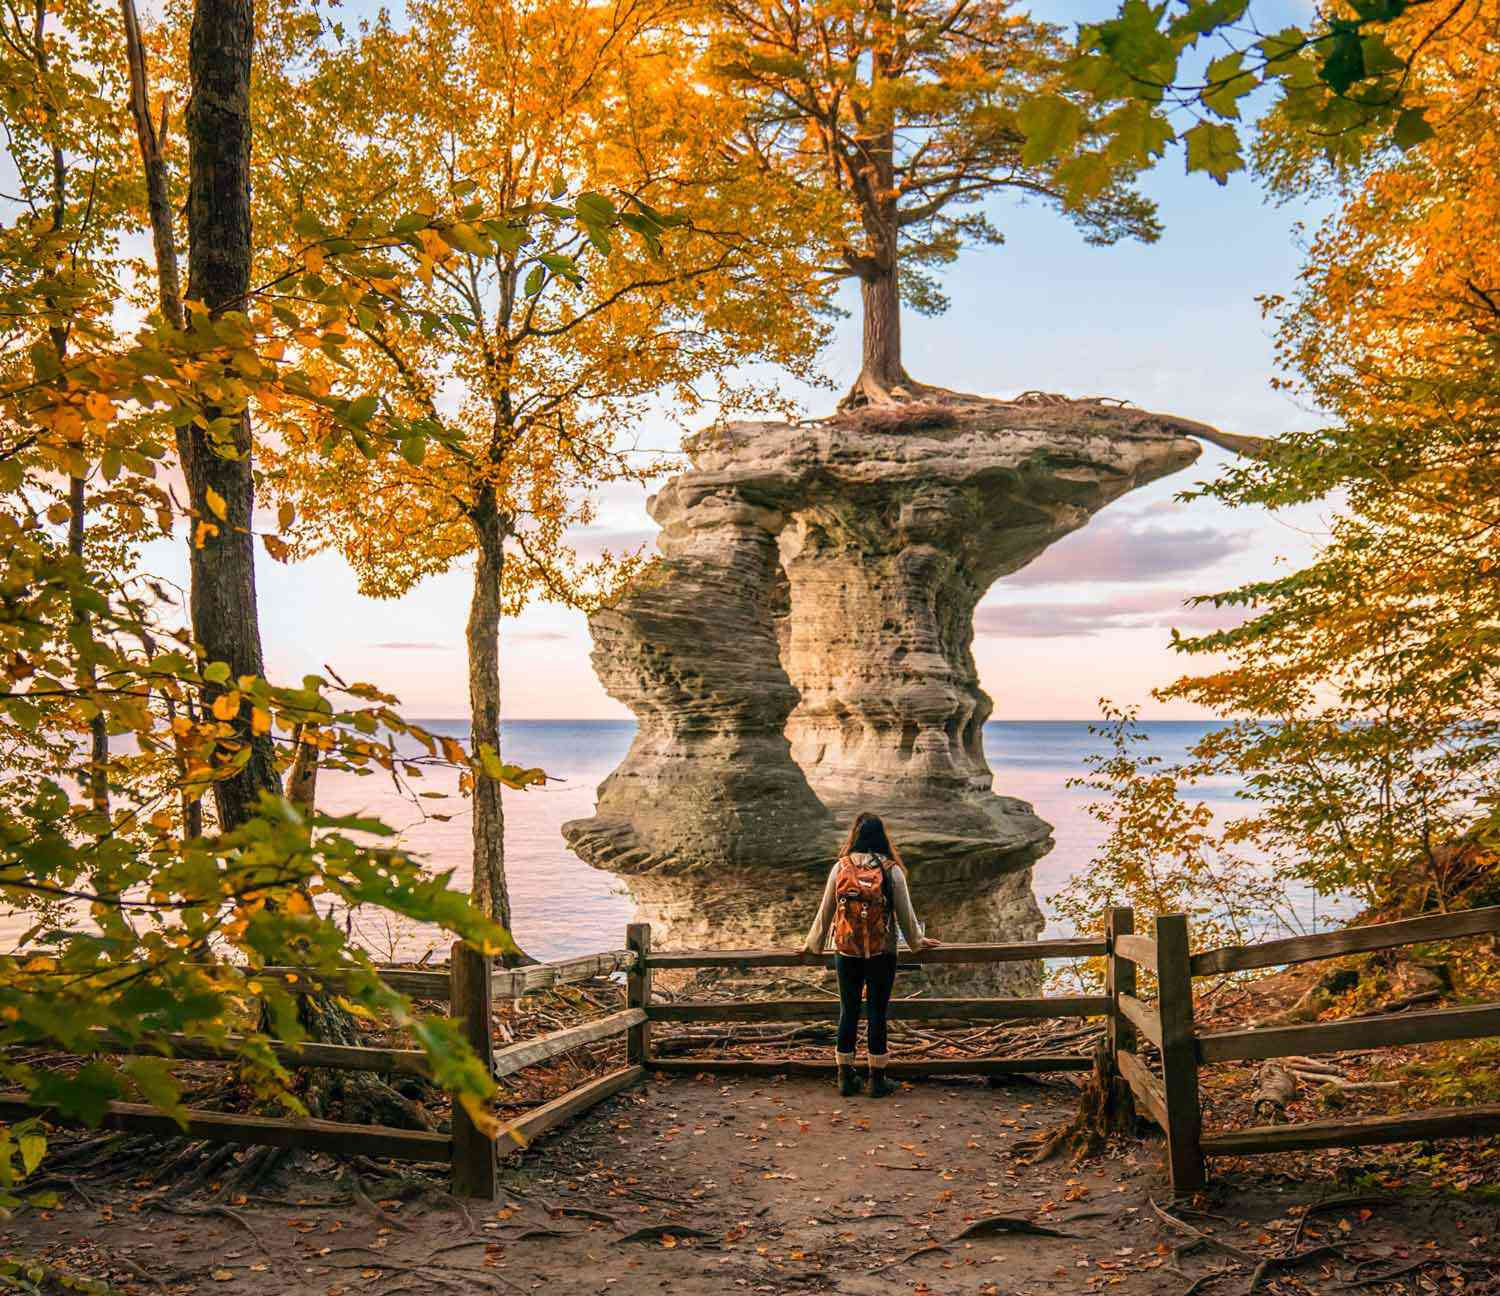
<box><xmin>1105</xmin><ymin>906</ymin><xmax>1135</xmax><ymax>1068</ymax></box>
<box><xmin>626</xmin><ymin>923</ymin><xmax>652</xmax><ymax>1067</ymax></box>
<box><xmin>449</xmin><ymin>941</ymin><xmax>497</xmax><ymax>1200</ymax></box>
<box><xmin>1155</xmin><ymin>913</ymin><xmax>1205</xmax><ymax>1195</ymax></box>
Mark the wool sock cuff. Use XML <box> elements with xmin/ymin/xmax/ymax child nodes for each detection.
<box><xmin>835</xmin><ymin>1051</ymin><xmax>856</xmax><ymax>1065</ymax></box>
<box><xmin>868</xmin><ymin>1053</ymin><xmax>890</xmax><ymax>1068</ymax></box>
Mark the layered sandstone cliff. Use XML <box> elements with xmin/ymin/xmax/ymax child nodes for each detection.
<box><xmin>562</xmin><ymin>395</ymin><xmax>1208</xmax><ymax>991</ymax></box>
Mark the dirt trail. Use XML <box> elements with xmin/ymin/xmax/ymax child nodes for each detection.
<box><xmin>5</xmin><ymin>1073</ymin><xmax>1497</xmax><ymax>1294</ymax></box>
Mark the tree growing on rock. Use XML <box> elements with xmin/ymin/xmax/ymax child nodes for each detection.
<box><xmin>250</xmin><ymin>0</ymin><xmax>832</xmax><ymax>943</ymax></box>
<box><xmin>709</xmin><ymin>0</ymin><xmax>1162</xmax><ymax>405</ymax></box>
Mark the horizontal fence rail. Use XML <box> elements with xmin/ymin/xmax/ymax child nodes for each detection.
<box><xmin>1198</xmin><ymin>1001</ymin><xmax>1500</xmax><ymax>1064</ymax></box>
<box><xmin>1101</xmin><ymin>905</ymin><xmax>1500</xmax><ymax>1196</ymax></box>
<box><xmin>648</xmin><ymin>996</ymin><xmax>1109</xmax><ymax>1023</ymax></box>
<box><xmin>1201</xmin><ymin>1104</ymin><xmax>1500</xmax><ymax>1156</ymax></box>
<box><xmin>1190</xmin><ymin>905</ymin><xmax>1500</xmax><ymax>977</ymax></box>
<box><xmin>650</xmin><ymin>1056</ymin><xmax>1093</xmax><ymax>1077</ymax></box>
<box><xmin>82</xmin><ymin>1028</ymin><xmax>431</xmax><ymax>1077</ymax></box>
<box><xmin>646</xmin><ymin>939</ymin><xmax>1106</xmax><ymax>969</ymax></box>
<box><xmin>0</xmin><ymin>1094</ymin><xmax>451</xmax><ymax>1162</ymax></box>
<box><xmin>492</xmin><ymin>950</ymin><xmax>637</xmax><ymax>999</ymax></box>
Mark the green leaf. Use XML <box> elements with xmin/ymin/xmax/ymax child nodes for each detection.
<box><xmin>203</xmin><ymin>661</ymin><xmax>232</xmax><ymax>685</ymax></box>
<box><xmin>575</xmin><ymin>192</ymin><xmax>616</xmax><ymax>225</ymax></box>
<box><xmin>1168</xmin><ymin>0</ymin><xmax>1250</xmax><ymax>38</ymax></box>
<box><xmin>1183</xmin><ymin>120</ymin><xmax>1243</xmax><ymax>183</ymax></box>
<box><xmin>345</xmin><ymin>393</ymin><xmax>378</xmax><ymax>426</ymax></box>
<box><xmin>1201</xmin><ymin>51</ymin><xmax>1252</xmax><ymax>119</ymax></box>
<box><xmin>439</xmin><ymin>222</ymin><xmax>490</xmax><ymax>257</ymax></box>
<box><xmin>1360</xmin><ymin>34</ymin><xmax>1405</xmax><ymax>76</ymax></box>
<box><xmin>550</xmin><ymin>172</ymin><xmax>567</xmax><ymax>198</ymax></box>
<box><xmin>1392</xmin><ymin>107</ymin><xmax>1435</xmax><ymax>150</ymax></box>
<box><xmin>292</xmin><ymin>211</ymin><xmax>328</xmax><ymax>238</ymax></box>
<box><xmin>400</xmin><ymin>436</ymin><xmax>426</xmax><ymax>466</ymax></box>
<box><xmin>523</xmin><ymin>265</ymin><xmax>544</xmax><ymax>296</ymax></box>
<box><xmin>1017</xmin><ymin>96</ymin><xmax>1084</xmax><ymax>165</ymax></box>
<box><xmin>1103</xmin><ymin>102</ymin><xmax>1175</xmax><ymax>166</ymax></box>
<box><xmin>1319</xmin><ymin>25</ymin><xmax>1365</xmax><ymax>96</ymax></box>
<box><xmin>18</xmin><ymin>1134</ymin><xmax>44</xmax><ymax>1177</ymax></box>
<box><xmin>123</xmin><ymin>1057</ymin><xmax>185</xmax><ymax>1124</ymax></box>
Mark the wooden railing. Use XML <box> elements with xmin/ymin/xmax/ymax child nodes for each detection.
<box><xmin>0</xmin><ymin>940</ymin><xmax>648</xmax><ymax>1200</ymax></box>
<box><xmin>1106</xmin><ymin>904</ymin><xmax>1500</xmax><ymax>1194</ymax></box>
<box><xmin>637</xmin><ymin>928</ymin><xmax>1109</xmax><ymax>1077</ymax></box>
<box><xmin>16</xmin><ymin>908</ymin><xmax>1494</xmax><ymax>1202</ymax></box>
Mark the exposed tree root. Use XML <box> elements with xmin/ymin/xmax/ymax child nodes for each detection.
<box><xmin>1017</xmin><ymin>1045</ymin><xmax>1138</xmax><ymax>1164</ymax></box>
<box><xmin>152</xmin><ymin>1201</ymin><xmax>272</xmax><ymax>1253</ymax></box>
<box><xmin>835</xmin><ymin>367</ymin><xmax>968</xmax><ymax>411</ymax></box>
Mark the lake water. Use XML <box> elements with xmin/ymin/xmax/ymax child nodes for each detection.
<box><xmin>6</xmin><ymin>720</ymin><xmax>1340</xmax><ymax>959</ymax></box>
<box><xmin>323</xmin><ymin>718</ymin><xmax>1285</xmax><ymax>961</ymax></box>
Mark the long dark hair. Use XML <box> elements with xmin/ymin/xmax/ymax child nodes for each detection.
<box><xmin>842</xmin><ymin>812</ymin><xmax>904</xmax><ymax>869</ymax></box>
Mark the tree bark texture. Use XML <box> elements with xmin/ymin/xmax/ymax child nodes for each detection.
<box><xmin>859</xmin><ymin>263</ymin><xmax>904</xmax><ymax>393</ymax></box>
<box><xmin>185</xmin><ymin>0</ymin><xmax>279</xmax><ymax>829</ymax></box>
<box><xmin>466</xmin><ymin>488</ymin><xmax>516</xmax><ymax>939</ymax></box>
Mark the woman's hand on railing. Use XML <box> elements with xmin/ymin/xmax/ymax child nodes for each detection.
<box><xmin>918</xmin><ymin>937</ymin><xmax>942</xmax><ymax>954</ymax></box>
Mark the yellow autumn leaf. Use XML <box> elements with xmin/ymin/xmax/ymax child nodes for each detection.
<box><xmin>204</xmin><ymin>487</ymin><xmax>228</xmax><ymax>520</ymax></box>
<box><xmin>211</xmin><ymin>690</ymin><xmax>241</xmax><ymax>720</ymax></box>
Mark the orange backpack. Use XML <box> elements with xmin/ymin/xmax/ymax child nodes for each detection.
<box><xmin>831</xmin><ymin>854</ymin><xmax>892</xmax><ymax>957</ymax></box>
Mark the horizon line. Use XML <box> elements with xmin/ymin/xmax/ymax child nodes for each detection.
<box><xmin>402</xmin><ymin>716</ymin><xmax>1229</xmax><ymax>724</ymax></box>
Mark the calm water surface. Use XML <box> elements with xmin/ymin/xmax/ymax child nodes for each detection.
<box><xmin>6</xmin><ymin>720</ymin><xmax>1340</xmax><ymax>958</ymax></box>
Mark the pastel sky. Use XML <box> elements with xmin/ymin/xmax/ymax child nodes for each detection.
<box><xmin>141</xmin><ymin>0</ymin><xmax>1335</xmax><ymax>722</ymax></box>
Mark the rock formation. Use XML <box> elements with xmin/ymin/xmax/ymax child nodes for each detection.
<box><xmin>562</xmin><ymin>395</ymin><xmax>1209</xmax><ymax>992</ymax></box>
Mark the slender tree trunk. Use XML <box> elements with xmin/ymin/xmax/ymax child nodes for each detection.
<box><xmin>859</xmin><ymin>262</ymin><xmax>904</xmax><ymax>393</ymax></box>
<box><xmin>121</xmin><ymin>0</ymin><xmax>183</xmax><ymax>333</ymax></box>
<box><xmin>67</xmin><ymin>474</ymin><xmax>110</xmax><ymax>814</ymax></box>
<box><xmin>33</xmin><ymin>0</ymin><xmax>110</xmax><ymax>814</ymax></box>
<box><xmin>185</xmin><ymin>0</ymin><xmax>279</xmax><ymax>830</ymax></box>
<box><xmin>286</xmin><ymin>725</ymin><xmax>320</xmax><ymax>811</ymax></box>
<box><xmin>121</xmin><ymin>0</ymin><xmax>200</xmax><ymax>836</ymax></box>
<box><xmin>466</xmin><ymin>486</ymin><xmax>519</xmax><ymax>946</ymax></box>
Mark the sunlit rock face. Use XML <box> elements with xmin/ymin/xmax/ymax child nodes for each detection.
<box><xmin>562</xmin><ymin>396</ymin><xmax>1203</xmax><ymax>993</ymax></box>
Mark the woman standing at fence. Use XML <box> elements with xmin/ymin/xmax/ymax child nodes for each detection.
<box><xmin>803</xmin><ymin>813</ymin><xmax>939</xmax><ymax>1098</ymax></box>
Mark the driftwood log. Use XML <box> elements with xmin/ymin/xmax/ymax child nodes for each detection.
<box><xmin>1251</xmin><ymin>1063</ymin><xmax>1298</xmax><ymax>1123</ymax></box>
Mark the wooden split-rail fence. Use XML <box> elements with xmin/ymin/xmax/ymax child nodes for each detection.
<box><xmin>4</xmin><ymin>906</ymin><xmax>1498</xmax><ymax>1198</ymax></box>
<box><xmin>1105</xmin><ymin>904</ymin><xmax>1500</xmax><ymax>1193</ymax></box>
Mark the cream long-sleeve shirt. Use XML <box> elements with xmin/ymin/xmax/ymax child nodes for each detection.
<box><xmin>803</xmin><ymin>853</ymin><xmax>925</xmax><ymax>956</ymax></box>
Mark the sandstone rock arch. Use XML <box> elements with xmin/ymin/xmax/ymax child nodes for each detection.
<box><xmin>562</xmin><ymin>395</ymin><xmax>1216</xmax><ymax>991</ymax></box>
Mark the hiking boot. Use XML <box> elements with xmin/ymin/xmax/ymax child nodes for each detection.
<box><xmin>838</xmin><ymin>1064</ymin><xmax>864</xmax><ymax>1097</ymax></box>
<box><xmin>868</xmin><ymin>1070</ymin><xmax>895</xmax><ymax>1099</ymax></box>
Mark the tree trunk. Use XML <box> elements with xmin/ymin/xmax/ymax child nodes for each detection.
<box><xmin>860</xmin><ymin>265</ymin><xmax>904</xmax><ymax>393</ymax></box>
<box><xmin>286</xmin><ymin>725</ymin><xmax>320</xmax><ymax>811</ymax></box>
<box><xmin>466</xmin><ymin>488</ymin><xmax>519</xmax><ymax>947</ymax></box>
<box><xmin>185</xmin><ymin>0</ymin><xmax>279</xmax><ymax>830</ymax></box>
<box><xmin>35</xmin><ymin>0</ymin><xmax>109</xmax><ymax>817</ymax></box>
<box><xmin>121</xmin><ymin>0</ymin><xmax>183</xmax><ymax>332</ymax></box>
<box><xmin>67</xmin><ymin>474</ymin><xmax>110</xmax><ymax>815</ymax></box>
<box><xmin>121</xmin><ymin>0</ymin><xmax>200</xmax><ymax>838</ymax></box>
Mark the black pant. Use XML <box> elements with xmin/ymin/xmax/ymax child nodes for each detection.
<box><xmin>835</xmin><ymin>953</ymin><xmax>898</xmax><ymax>1056</ymax></box>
